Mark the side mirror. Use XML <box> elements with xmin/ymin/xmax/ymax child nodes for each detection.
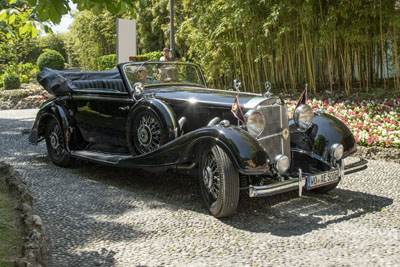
<box><xmin>133</xmin><ymin>82</ymin><xmax>144</xmax><ymax>100</ymax></box>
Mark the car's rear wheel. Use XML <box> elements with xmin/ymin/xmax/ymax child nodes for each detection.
<box><xmin>199</xmin><ymin>145</ymin><xmax>239</xmax><ymax>218</ymax></box>
<box><xmin>45</xmin><ymin>118</ymin><xmax>75</xmax><ymax>167</ymax></box>
<box><xmin>132</xmin><ymin>110</ymin><xmax>167</xmax><ymax>155</ymax></box>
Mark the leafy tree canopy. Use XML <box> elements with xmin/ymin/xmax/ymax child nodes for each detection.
<box><xmin>26</xmin><ymin>0</ymin><xmax>137</xmax><ymax>23</ymax></box>
<box><xmin>1</xmin><ymin>0</ymin><xmax>138</xmax><ymax>39</ymax></box>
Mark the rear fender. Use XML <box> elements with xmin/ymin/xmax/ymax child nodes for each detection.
<box><xmin>29</xmin><ymin>100</ymin><xmax>72</xmax><ymax>149</ymax></box>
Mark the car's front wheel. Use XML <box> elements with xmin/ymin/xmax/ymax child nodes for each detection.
<box><xmin>45</xmin><ymin>118</ymin><xmax>75</xmax><ymax>167</ymax></box>
<box><xmin>199</xmin><ymin>145</ymin><xmax>240</xmax><ymax>218</ymax></box>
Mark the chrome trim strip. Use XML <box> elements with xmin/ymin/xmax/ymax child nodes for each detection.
<box><xmin>258</xmin><ymin>132</ymin><xmax>283</xmax><ymax>140</ymax></box>
<box><xmin>249</xmin><ymin>178</ymin><xmax>300</xmax><ymax>197</ymax></box>
<box><xmin>72</xmin><ymin>95</ymin><xmax>132</xmax><ymax>102</ymax></box>
<box><xmin>344</xmin><ymin>158</ymin><xmax>368</xmax><ymax>175</ymax></box>
<box><xmin>243</xmin><ymin>97</ymin><xmax>267</xmax><ymax>109</ymax></box>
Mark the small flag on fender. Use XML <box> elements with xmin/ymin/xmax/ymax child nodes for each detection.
<box><xmin>231</xmin><ymin>94</ymin><xmax>246</xmax><ymax>124</ymax></box>
<box><xmin>294</xmin><ymin>83</ymin><xmax>308</xmax><ymax>110</ymax></box>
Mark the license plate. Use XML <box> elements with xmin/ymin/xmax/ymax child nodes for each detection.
<box><xmin>306</xmin><ymin>169</ymin><xmax>340</xmax><ymax>189</ymax></box>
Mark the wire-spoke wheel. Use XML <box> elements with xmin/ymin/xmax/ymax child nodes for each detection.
<box><xmin>199</xmin><ymin>145</ymin><xmax>239</xmax><ymax>218</ymax></box>
<box><xmin>133</xmin><ymin>110</ymin><xmax>166</xmax><ymax>155</ymax></box>
<box><xmin>45</xmin><ymin>118</ymin><xmax>75</xmax><ymax>167</ymax></box>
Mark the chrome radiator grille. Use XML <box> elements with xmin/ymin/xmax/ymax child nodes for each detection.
<box><xmin>257</xmin><ymin>105</ymin><xmax>290</xmax><ymax>161</ymax></box>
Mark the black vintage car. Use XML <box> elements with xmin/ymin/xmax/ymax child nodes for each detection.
<box><xmin>29</xmin><ymin>61</ymin><xmax>367</xmax><ymax>217</ymax></box>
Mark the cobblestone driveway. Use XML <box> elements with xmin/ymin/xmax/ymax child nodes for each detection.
<box><xmin>1</xmin><ymin>109</ymin><xmax>399</xmax><ymax>266</ymax></box>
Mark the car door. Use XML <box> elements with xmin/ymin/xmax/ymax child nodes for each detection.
<box><xmin>72</xmin><ymin>88</ymin><xmax>134</xmax><ymax>153</ymax></box>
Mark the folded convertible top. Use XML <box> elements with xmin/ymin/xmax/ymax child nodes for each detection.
<box><xmin>37</xmin><ymin>68</ymin><xmax>122</xmax><ymax>96</ymax></box>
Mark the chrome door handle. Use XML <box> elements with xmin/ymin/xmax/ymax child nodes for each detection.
<box><xmin>119</xmin><ymin>106</ymin><xmax>130</xmax><ymax>111</ymax></box>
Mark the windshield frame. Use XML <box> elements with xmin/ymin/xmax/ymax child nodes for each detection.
<box><xmin>118</xmin><ymin>61</ymin><xmax>207</xmax><ymax>94</ymax></box>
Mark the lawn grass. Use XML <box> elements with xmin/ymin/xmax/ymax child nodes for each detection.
<box><xmin>0</xmin><ymin>181</ymin><xmax>22</xmax><ymax>267</ymax></box>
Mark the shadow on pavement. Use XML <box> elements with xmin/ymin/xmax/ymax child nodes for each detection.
<box><xmin>31</xmin><ymin>156</ymin><xmax>393</xmax><ymax>238</ymax></box>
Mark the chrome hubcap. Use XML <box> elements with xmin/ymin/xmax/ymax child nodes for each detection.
<box><xmin>202</xmin><ymin>152</ymin><xmax>220</xmax><ymax>200</ymax></box>
<box><xmin>49</xmin><ymin>124</ymin><xmax>64</xmax><ymax>156</ymax></box>
<box><xmin>138</xmin><ymin>126</ymin><xmax>150</xmax><ymax>144</ymax></box>
<box><xmin>50</xmin><ymin>133</ymin><xmax>59</xmax><ymax>149</ymax></box>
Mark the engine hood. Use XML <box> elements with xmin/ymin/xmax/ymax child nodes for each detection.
<box><xmin>145</xmin><ymin>86</ymin><xmax>274</xmax><ymax>110</ymax></box>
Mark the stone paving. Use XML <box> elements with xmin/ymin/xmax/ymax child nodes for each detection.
<box><xmin>1</xmin><ymin>109</ymin><xmax>399</xmax><ymax>266</ymax></box>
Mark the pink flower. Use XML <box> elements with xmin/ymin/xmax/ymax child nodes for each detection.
<box><xmin>386</xmin><ymin>139</ymin><xmax>391</xmax><ymax>148</ymax></box>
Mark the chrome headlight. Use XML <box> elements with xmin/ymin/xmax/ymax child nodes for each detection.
<box><xmin>245</xmin><ymin>110</ymin><xmax>265</xmax><ymax>137</ymax></box>
<box><xmin>294</xmin><ymin>104</ymin><xmax>314</xmax><ymax>129</ymax></box>
<box><xmin>275</xmin><ymin>154</ymin><xmax>290</xmax><ymax>174</ymax></box>
<box><xmin>331</xmin><ymin>143</ymin><xmax>344</xmax><ymax>161</ymax></box>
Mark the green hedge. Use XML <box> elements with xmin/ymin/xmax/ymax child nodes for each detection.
<box><xmin>3</xmin><ymin>73</ymin><xmax>20</xmax><ymax>90</ymax></box>
<box><xmin>37</xmin><ymin>49</ymin><xmax>65</xmax><ymax>70</ymax></box>
<box><xmin>96</xmin><ymin>51</ymin><xmax>172</xmax><ymax>72</ymax></box>
<box><xmin>138</xmin><ymin>51</ymin><xmax>163</xmax><ymax>61</ymax></box>
<box><xmin>97</xmin><ymin>54</ymin><xmax>116</xmax><ymax>71</ymax></box>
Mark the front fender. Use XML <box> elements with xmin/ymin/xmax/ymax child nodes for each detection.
<box><xmin>28</xmin><ymin>99</ymin><xmax>72</xmax><ymax>147</ymax></box>
<box><xmin>289</xmin><ymin>113</ymin><xmax>357</xmax><ymax>160</ymax></box>
<box><xmin>182</xmin><ymin>125</ymin><xmax>271</xmax><ymax>174</ymax></box>
<box><xmin>119</xmin><ymin>125</ymin><xmax>270</xmax><ymax>175</ymax></box>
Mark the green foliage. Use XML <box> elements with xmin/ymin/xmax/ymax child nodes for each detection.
<box><xmin>36</xmin><ymin>33</ymin><xmax>67</xmax><ymax>62</ymax></box>
<box><xmin>17</xmin><ymin>62</ymin><xmax>39</xmax><ymax>79</ymax></box>
<box><xmin>0</xmin><ymin>1</ymin><xmax>51</xmax><ymax>40</ymax></box>
<box><xmin>68</xmin><ymin>10</ymin><xmax>117</xmax><ymax>70</ymax></box>
<box><xmin>31</xmin><ymin>0</ymin><xmax>137</xmax><ymax>24</ymax></box>
<box><xmin>138</xmin><ymin>51</ymin><xmax>163</xmax><ymax>61</ymax></box>
<box><xmin>3</xmin><ymin>73</ymin><xmax>20</xmax><ymax>90</ymax></box>
<box><xmin>179</xmin><ymin>0</ymin><xmax>400</xmax><ymax>93</ymax></box>
<box><xmin>37</xmin><ymin>49</ymin><xmax>65</xmax><ymax>70</ymax></box>
<box><xmin>133</xmin><ymin>0</ymin><xmax>186</xmax><ymax>57</ymax></box>
<box><xmin>97</xmin><ymin>54</ymin><xmax>116</xmax><ymax>71</ymax></box>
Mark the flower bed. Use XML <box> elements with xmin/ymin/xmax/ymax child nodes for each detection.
<box><xmin>286</xmin><ymin>98</ymin><xmax>400</xmax><ymax>148</ymax></box>
<box><xmin>0</xmin><ymin>84</ymin><xmax>50</xmax><ymax>110</ymax></box>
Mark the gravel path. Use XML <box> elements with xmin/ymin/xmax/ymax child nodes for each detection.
<box><xmin>1</xmin><ymin>109</ymin><xmax>399</xmax><ymax>266</ymax></box>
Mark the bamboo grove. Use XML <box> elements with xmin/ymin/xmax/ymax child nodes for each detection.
<box><xmin>177</xmin><ymin>0</ymin><xmax>400</xmax><ymax>94</ymax></box>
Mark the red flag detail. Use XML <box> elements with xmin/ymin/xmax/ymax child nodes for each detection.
<box><xmin>294</xmin><ymin>84</ymin><xmax>307</xmax><ymax>110</ymax></box>
<box><xmin>231</xmin><ymin>94</ymin><xmax>246</xmax><ymax>124</ymax></box>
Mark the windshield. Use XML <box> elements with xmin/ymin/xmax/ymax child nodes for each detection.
<box><xmin>122</xmin><ymin>62</ymin><xmax>206</xmax><ymax>90</ymax></box>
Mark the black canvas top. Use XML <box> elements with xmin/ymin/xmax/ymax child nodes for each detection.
<box><xmin>37</xmin><ymin>68</ymin><xmax>122</xmax><ymax>96</ymax></box>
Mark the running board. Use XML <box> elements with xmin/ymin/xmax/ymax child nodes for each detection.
<box><xmin>70</xmin><ymin>150</ymin><xmax>133</xmax><ymax>165</ymax></box>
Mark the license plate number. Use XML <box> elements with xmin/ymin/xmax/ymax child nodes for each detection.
<box><xmin>307</xmin><ymin>169</ymin><xmax>339</xmax><ymax>189</ymax></box>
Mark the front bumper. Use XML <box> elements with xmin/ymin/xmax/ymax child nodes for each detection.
<box><xmin>249</xmin><ymin>158</ymin><xmax>368</xmax><ymax>197</ymax></box>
